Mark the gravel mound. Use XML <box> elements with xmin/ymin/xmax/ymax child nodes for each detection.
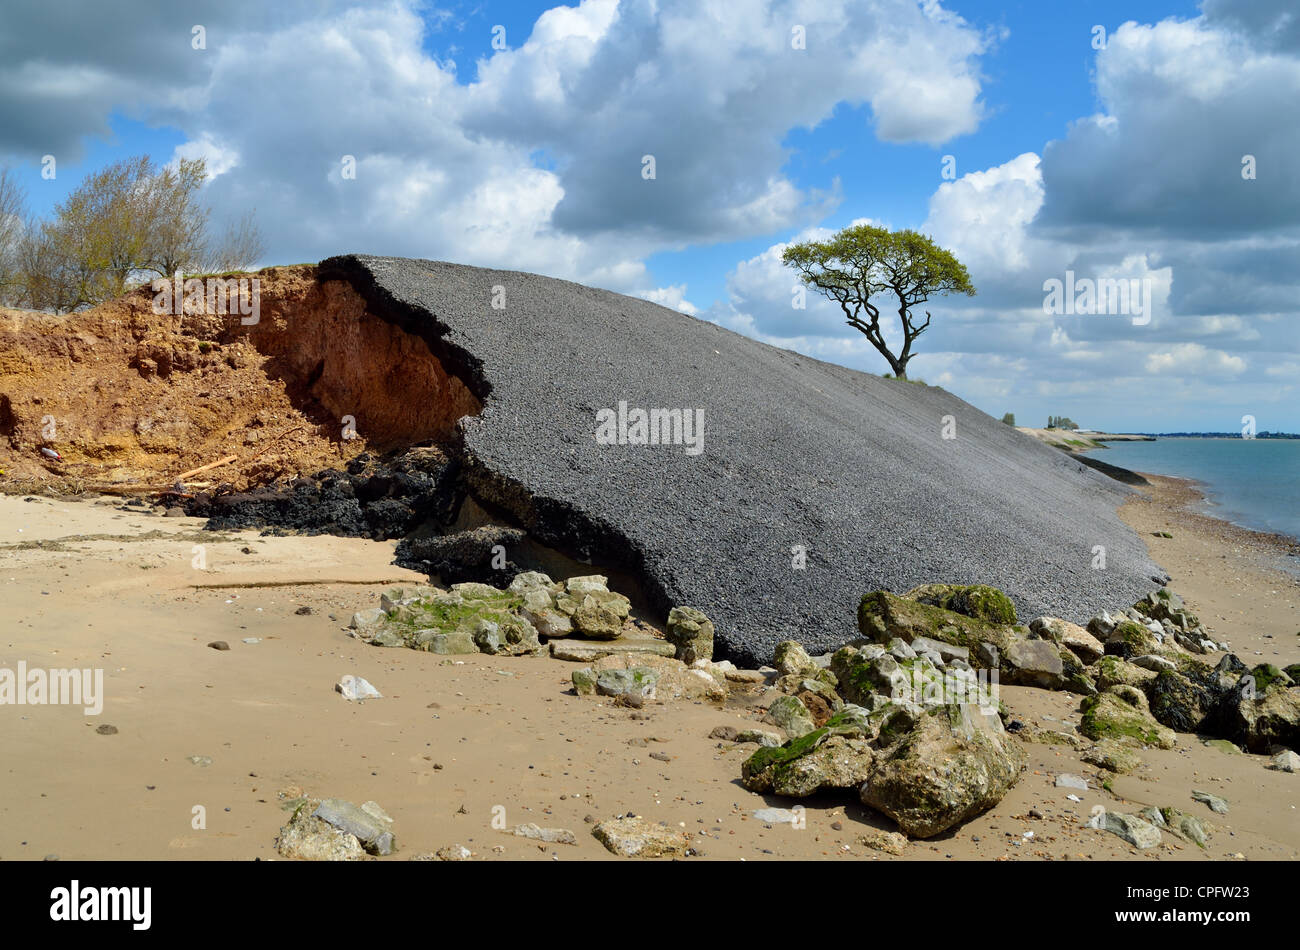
<box><xmin>320</xmin><ymin>254</ymin><xmax>1165</xmax><ymax>666</ymax></box>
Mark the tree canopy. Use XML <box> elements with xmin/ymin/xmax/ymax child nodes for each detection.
<box><xmin>0</xmin><ymin>155</ymin><xmax>264</xmax><ymax>313</ymax></box>
<box><xmin>782</xmin><ymin>224</ymin><xmax>974</xmax><ymax>379</ymax></box>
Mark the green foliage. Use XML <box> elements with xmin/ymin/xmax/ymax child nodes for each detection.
<box><xmin>783</xmin><ymin>224</ymin><xmax>974</xmax><ymax>379</ymax></box>
<box><xmin>1001</xmin><ymin>412</ymin><xmax>1015</xmax><ymax>426</ymax></box>
<box><xmin>0</xmin><ymin>155</ymin><xmax>264</xmax><ymax>313</ymax></box>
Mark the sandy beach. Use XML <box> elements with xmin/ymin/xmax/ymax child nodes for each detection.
<box><xmin>0</xmin><ymin>472</ymin><xmax>1296</xmax><ymax>862</ymax></box>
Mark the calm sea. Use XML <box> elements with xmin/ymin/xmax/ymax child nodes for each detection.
<box><xmin>1088</xmin><ymin>438</ymin><xmax>1300</xmax><ymax>542</ymax></box>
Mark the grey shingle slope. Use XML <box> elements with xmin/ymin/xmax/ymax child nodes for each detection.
<box><xmin>320</xmin><ymin>254</ymin><xmax>1166</xmax><ymax>666</ymax></box>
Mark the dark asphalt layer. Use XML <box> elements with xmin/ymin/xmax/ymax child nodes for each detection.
<box><xmin>320</xmin><ymin>254</ymin><xmax>1166</xmax><ymax>666</ymax></box>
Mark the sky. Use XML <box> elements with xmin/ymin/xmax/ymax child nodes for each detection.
<box><xmin>1</xmin><ymin>0</ymin><xmax>1296</xmax><ymax>432</ymax></box>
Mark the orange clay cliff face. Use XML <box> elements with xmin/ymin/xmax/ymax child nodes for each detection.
<box><xmin>0</xmin><ymin>265</ymin><xmax>480</xmax><ymax>492</ymax></box>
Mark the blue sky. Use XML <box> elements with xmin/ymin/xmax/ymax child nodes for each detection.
<box><xmin>2</xmin><ymin>0</ymin><xmax>1296</xmax><ymax>432</ymax></box>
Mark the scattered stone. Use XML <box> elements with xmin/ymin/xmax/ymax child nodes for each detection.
<box><xmin>1160</xmin><ymin>807</ymin><xmax>1207</xmax><ymax>847</ymax></box>
<box><xmin>1082</xmin><ymin>738</ymin><xmax>1143</xmax><ymax>774</ymax></box>
<box><xmin>1269</xmin><ymin>750</ymin><xmax>1300</xmax><ymax>773</ymax></box>
<box><xmin>1030</xmin><ymin>617</ymin><xmax>1105</xmax><ymax>664</ymax></box>
<box><xmin>752</xmin><ymin>807</ymin><xmax>799</xmax><ymax>824</ymax></box>
<box><xmin>295</xmin><ymin>606</ymin><xmax>313</xmax><ymax>615</ymax></box>
<box><xmin>335</xmin><ymin>675</ymin><xmax>382</xmax><ymax>701</ymax></box>
<box><xmin>241</xmin><ymin>637</ymin><xmax>261</xmax><ymax>644</ymax></box>
<box><xmin>1087</xmin><ymin>810</ymin><xmax>1162</xmax><ymax>849</ymax></box>
<box><xmin>734</xmin><ymin>729</ymin><xmax>782</xmax><ymax>747</ymax></box>
<box><xmin>95</xmin><ymin>724</ymin><xmax>118</xmax><ymax>736</ymax></box>
<box><xmin>1055</xmin><ymin>773</ymin><xmax>1088</xmax><ymax>791</ymax></box>
<box><xmin>207</xmin><ymin>641</ymin><xmax>230</xmax><ymax>651</ymax></box>
<box><xmin>1191</xmin><ymin>790</ymin><xmax>1228</xmax><ymax>815</ymax></box>
<box><xmin>859</xmin><ymin>828</ymin><xmax>908</xmax><ymax>856</ymax></box>
<box><xmin>187</xmin><ymin>755</ymin><xmax>212</xmax><ymax>767</ymax></box>
<box><xmin>512</xmin><ymin>823</ymin><xmax>577</xmax><ymax>845</ymax></box>
<box><xmin>592</xmin><ymin>817</ymin><xmax>690</xmax><ymax>858</ymax></box>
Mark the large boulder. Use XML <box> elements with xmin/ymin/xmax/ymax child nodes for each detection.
<box><xmin>741</xmin><ymin>709</ymin><xmax>878</xmax><ymax>796</ymax></box>
<box><xmin>1219</xmin><ymin>673</ymin><xmax>1300</xmax><ymax>753</ymax></box>
<box><xmin>859</xmin><ymin>704</ymin><xmax>1026</xmax><ymax>838</ymax></box>
<box><xmin>857</xmin><ymin>592</ymin><xmax>1021</xmax><ymax>662</ymax></box>
<box><xmin>902</xmin><ymin>584</ymin><xmax>1019</xmax><ymax>624</ymax></box>
<box><xmin>1079</xmin><ymin>690</ymin><xmax>1176</xmax><ymax>749</ymax></box>
<box><xmin>1004</xmin><ymin>639</ymin><xmax>1065</xmax><ymax>689</ymax></box>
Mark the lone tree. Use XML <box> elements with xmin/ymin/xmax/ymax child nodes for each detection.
<box><xmin>783</xmin><ymin>224</ymin><xmax>974</xmax><ymax>379</ymax></box>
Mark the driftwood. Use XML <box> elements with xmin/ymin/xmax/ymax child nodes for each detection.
<box><xmin>177</xmin><ymin>455</ymin><xmax>239</xmax><ymax>481</ymax></box>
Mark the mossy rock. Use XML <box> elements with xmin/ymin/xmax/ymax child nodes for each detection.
<box><xmin>1081</xmin><ymin>738</ymin><xmax>1143</xmax><ymax>773</ymax></box>
<box><xmin>857</xmin><ymin>591</ymin><xmax>1018</xmax><ymax>663</ymax></box>
<box><xmin>902</xmin><ymin>584</ymin><xmax>1018</xmax><ymax>624</ymax></box>
<box><xmin>1249</xmin><ymin>663</ymin><xmax>1293</xmax><ymax>694</ymax></box>
<box><xmin>1110</xmin><ymin>620</ymin><xmax>1162</xmax><ymax>656</ymax></box>
<box><xmin>1095</xmin><ymin>655</ymin><xmax>1156</xmax><ymax>690</ymax></box>
<box><xmin>1080</xmin><ymin>691</ymin><xmax>1176</xmax><ymax>749</ymax></box>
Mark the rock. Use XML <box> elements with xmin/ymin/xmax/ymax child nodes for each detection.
<box><xmin>887</xmin><ymin>637</ymin><xmax>917</xmax><ymax>660</ymax></box>
<box><xmin>207</xmin><ymin>641</ymin><xmax>230</xmax><ymax>651</ymax></box>
<box><xmin>765</xmin><ymin>694</ymin><xmax>817</xmax><ymax>739</ymax></box>
<box><xmin>350</xmin><ymin>607</ymin><xmax>387</xmax><ymax>633</ymax></box>
<box><xmin>734</xmin><ymin>729</ymin><xmax>782</xmax><ymax>747</ymax></box>
<box><xmin>335</xmin><ymin>675</ymin><xmax>382</xmax><ymax>701</ymax></box>
<box><xmin>742</xmin><ymin>725</ymin><xmax>877</xmax><ymax>797</ymax></box>
<box><xmin>592</xmin><ymin>817</ymin><xmax>689</xmax><ymax>858</ymax></box>
<box><xmin>512</xmin><ymin>823</ymin><xmax>577</xmax><ymax>845</ymax></box>
<box><xmin>313</xmin><ymin>798</ymin><xmax>396</xmax><ymax>855</ymax></box>
<box><xmin>565</xmin><ymin>575</ymin><xmax>611</xmax><ymax>597</ymax></box>
<box><xmin>432</xmin><ymin>844</ymin><xmax>473</xmax><ymax>861</ymax></box>
<box><xmin>1087</xmin><ymin>611</ymin><xmax>1118</xmax><ymax>638</ymax></box>
<box><xmin>187</xmin><ymin>755</ymin><xmax>212</xmax><ymax>767</ymax></box>
<box><xmin>859</xmin><ymin>704</ymin><xmax>1026</xmax><ymax>839</ymax></box>
<box><xmin>1094</xmin><ymin>655</ymin><xmax>1157</xmax><ymax>690</ymax></box>
<box><xmin>571</xmin><ymin>602</ymin><xmax>624</xmax><ymax>640</ymax></box>
<box><xmin>902</xmin><ymin>583</ymin><xmax>1018</xmax><ymax>624</ymax></box>
<box><xmin>1105</xmin><ymin>620</ymin><xmax>1163</xmax><ymax>658</ymax></box>
<box><xmin>1081</xmin><ymin>738</ymin><xmax>1143</xmax><ymax>774</ymax></box>
<box><xmin>1031</xmin><ymin>617</ymin><xmax>1105</xmax><ymax>664</ymax></box>
<box><xmin>857</xmin><ymin>591</ymin><xmax>1019</xmax><ymax>665</ymax></box>
<box><xmin>1138</xmin><ymin>806</ymin><xmax>1166</xmax><ymax>828</ymax></box>
<box><xmin>1191</xmin><ymin>790</ymin><xmax>1228</xmax><ymax>814</ymax></box>
<box><xmin>548</xmin><ymin>638</ymin><xmax>675</xmax><ymax>662</ymax></box>
<box><xmin>595</xmin><ymin>667</ymin><xmax>658</xmax><ymax>703</ymax></box>
<box><xmin>1079</xmin><ymin>691</ymin><xmax>1175</xmax><ymax>749</ymax></box>
<box><xmin>413</xmin><ymin>630</ymin><xmax>479</xmax><ymax>654</ymax></box>
<box><xmin>507</xmin><ymin>571</ymin><xmax>555</xmax><ymax>593</ymax></box>
<box><xmin>276</xmin><ymin>807</ymin><xmax>366</xmax><ymax>861</ymax></box>
<box><xmin>1004</xmin><ymin>639</ymin><xmax>1065</xmax><ymax>689</ymax></box>
<box><xmin>525</xmin><ymin>606</ymin><xmax>574</xmax><ymax>639</ymax></box>
<box><xmin>859</xmin><ymin>828</ymin><xmax>908</xmax><ymax>855</ymax></box>
<box><xmin>910</xmin><ymin>636</ymin><xmax>969</xmax><ymax>665</ymax></box>
<box><xmin>1220</xmin><ymin>670</ymin><xmax>1300</xmax><ymax>752</ymax></box>
<box><xmin>830</xmin><ymin>647</ymin><xmax>909</xmax><ymax>705</ymax></box>
<box><xmin>773</xmin><ymin>640</ymin><xmax>816</xmax><ymax>676</ymax></box>
<box><xmin>1055</xmin><ymin>773</ymin><xmax>1088</xmax><ymax>790</ymax></box>
<box><xmin>1088</xmin><ymin>810</ymin><xmax>1162</xmax><ymax>849</ymax></box>
<box><xmin>572</xmin><ymin>668</ymin><xmax>598</xmax><ymax>696</ymax></box>
<box><xmin>1147</xmin><ymin>669</ymin><xmax>1220</xmax><ymax>733</ymax></box>
<box><xmin>1160</xmin><ymin>807</ymin><xmax>1207</xmax><ymax>847</ymax></box>
<box><xmin>95</xmin><ymin>724</ymin><xmax>118</xmax><ymax>735</ymax></box>
<box><xmin>665</xmin><ymin>606</ymin><xmax>715</xmax><ymax>664</ymax></box>
<box><xmin>1131</xmin><ymin>654</ymin><xmax>1177</xmax><ymax>672</ymax></box>
<box><xmin>752</xmin><ymin>807</ymin><xmax>801</xmax><ymax>824</ymax></box>
<box><xmin>1268</xmin><ymin>750</ymin><xmax>1300</xmax><ymax>772</ymax></box>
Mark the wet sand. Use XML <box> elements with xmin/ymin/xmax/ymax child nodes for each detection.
<box><xmin>0</xmin><ymin>474</ymin><xmax>1296</xmax><ymax>861</ymax></box>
